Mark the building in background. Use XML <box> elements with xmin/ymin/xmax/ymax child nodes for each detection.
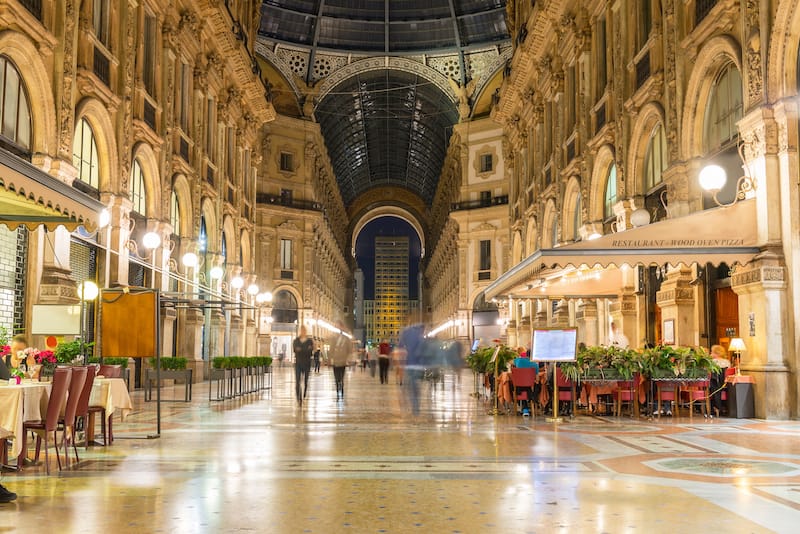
<box><xmin>370</xmin><ymin>236</ymin><xmax>409</xmax><ymax>345</ymax></box>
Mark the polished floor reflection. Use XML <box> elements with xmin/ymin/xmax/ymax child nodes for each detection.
<box><xmin>2</xmin><ymin>366</ymin><xmax>799</xmax><ymax>532</ymax></box>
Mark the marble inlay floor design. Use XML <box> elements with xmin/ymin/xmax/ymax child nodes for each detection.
<box><xmin>1</xmin><ymin>366</ymin><xmax>799</xmax><ymax>532</ymax></box>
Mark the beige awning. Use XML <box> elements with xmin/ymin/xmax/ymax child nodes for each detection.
<box><xmin>485</xmin><ymin>200</ymin><xmax>760</xmax><ymax>300</ymax></box>
<box><xmin>0</xmin><ymin>150</ymin><xmax>103</xmax><ymax>232</ymax></box>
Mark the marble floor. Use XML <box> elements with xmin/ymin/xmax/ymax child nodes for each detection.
<box><xmin>2</xmin><ymin>366</ymin><xmax>800</xmax><ymax>533</ymax></box>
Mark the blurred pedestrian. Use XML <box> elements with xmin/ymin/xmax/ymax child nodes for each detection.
<box><xmin>293</xmin><ymin>325</ymin><xmax>313</xmax><ymax>407</ymax></box>
<box><xmin>378</xmin><ymin>338</ymin><xmax>391</xmax><ymax>384</ymax></box>
<box><xmin>400</xmin><ymin>321</ymin><xmax>425</xmax><ymax>415</ymax></box>
<box><xmin>313</xmin><ymin>345</ymin><xmax>321</xmax><ymax>373</ymax></box>
<box><xmin>330</xmin><ymin>321</ymin><xmax>350</xmax><ymax>399</ymax></box>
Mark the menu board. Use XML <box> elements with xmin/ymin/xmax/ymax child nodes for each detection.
<box><xmin>531</xmin><ymin>328</ymin><xmax>578</xmax><ymax>362</ymax></box>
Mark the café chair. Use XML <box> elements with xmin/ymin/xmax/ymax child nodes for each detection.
<box><xmin>59</xmin><ymin>366</ymin><xmax>87</xmax><ymax>466</ymax></box>
<box><xmin>613</xmin><ymin>379</ymin><xmax>637</xmax><ymax>417</ymax></box>
<box><xmin>73</xmin><ymin>365</ymin><xmax>96</xmax><ymax>450</ymax></box>
<box><xmin>655</xmin><ymin>383</ymin><xmax>678</xmax><ymax>418</ymax></box>
<box><xmin>681</xmin><ymin>377</ymin><xmax>711</xmax><ymax>419</ymax></box>
<box><xmin>555</xmin><ymin>367</ymin><xmax>576</xmax><ymax>416</ymax></box>
<box><xmin>511</xmin><ymin>367</ymin><xmax>537</xmax><ymax>416</ymax></box>
<box><xmin>22</xmin><ymin>367</ymin><xmax>71</xmax><ymax>475</ymax></box>
<box><xmin>98</xmin><ymin>364</ymin><xmax>122</xmax><ymax>378</ymax></box>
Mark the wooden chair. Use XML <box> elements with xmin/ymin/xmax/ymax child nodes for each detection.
<box><xmin>22</xmin><ymin>367</ymin><xmax>71</xmax><ymax>475</ymax></box>
<box><xmin>555</xmin><ymin>366</ymin><xmax>576</xmax><ymax>416</ymax></box>
<box><xmin>682</xmin><ymin>377</ymin><xmax>711</xmax><ymax>419</ymax></box>
<box><xmin>98</xmin><ymin>364</ymin><xmax>122</xmax><ymax>378</ymax></box>
<box><xmin>59</xmin><ymin>366</ymin><xmax>87</xmax><ymax>466</ymax></box>
<box><xmin>74</xmin><ymin>365</ymin><xmax>96</xmax><ymax>450</ymax></box>
<box><xmin>613</xmin><ymin>379</ymin><xmax>637</xmax><ymax>417</ymax></box>
<box><xmin>510</xmin><ymin>367</ymin><xmax>537</xmax><ymax>416</ymax></box>
<box><xmin>655</xmin><ymin>382</ymin><xmax>678</xmax><ymax>418</ymax></box>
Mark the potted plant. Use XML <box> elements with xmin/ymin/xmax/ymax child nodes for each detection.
<box><xmin>54</xmin><ymin>339</ymin><xmax>93</xmax><ymax>365</ymax></box>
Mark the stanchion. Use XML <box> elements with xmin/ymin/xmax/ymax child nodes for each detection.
<box><xmin>487</xmin><ymin>345</ymin><xmax>502</xmax><ymax>416</ymax></box>
<box><xmin>545</xmin><ymin>362</ymin><xmax>563</xmax><ymax>423</ymax></box>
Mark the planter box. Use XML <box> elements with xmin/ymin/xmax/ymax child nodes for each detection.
<box><xmin>144</xmin><ymin>368</ymin><xmax>193</xmax><ymax>401</ymax></box>
<box><xmin>649</xmin><ymin>367</ymin><xmax>710</xmax><ymax>380</ymax></box>
<box><xmin>580</xmin><ymin>368</ymin><xmax>627</xmax><ymax>382</ymax></box>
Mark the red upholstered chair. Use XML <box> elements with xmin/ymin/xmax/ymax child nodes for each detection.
<box><xmin>555</xmin><ymin>366</ymin><xmax>576</xmax><ymax>416</ymax></box>
<box><xmin>720</xmin><ymin>367</ymin><xmax>737</xmax><ymax>403</ymax></box>
<box><xmin>655</xmin><ymin>382</ymin><xmax>679</xmax><ymax>418</ymax></box>
<box><xmin>74</xmin><ymin>365</ymin><xmax>96</xmax><ymax>450</ymax></box>
<box><xmin>59</xmin><ymin>366</ymin><xmax>87</xmax><ymax>466</ymax></box>
<box><xmin>682</xmin><ymin>378</ymin><xmax>711</xmax><ymax>418</ymax></box>
<box><xmin>613</xmin><ymin>378</ymin><xmax>637</xmax><ymax>417</ymax></box>
<box><xmin>511</xmin><ymin>367</ymin><xmax>537</xmax><ymax>416</ymax></box>
<box><xmin>98</xmin><ymin>364</ymin><xmax>122</xmax><ymax>378</ymax></box>
<box><xmin>22</xmin><ymin>367</ymin><xmax>71</xmax><ymax>475</ymax></box>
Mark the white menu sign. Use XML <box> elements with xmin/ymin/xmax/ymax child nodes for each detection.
<box><xmin>531</xmin><ymin>328</ymin><xmax>578</xmax><ymax>362</ymax></box>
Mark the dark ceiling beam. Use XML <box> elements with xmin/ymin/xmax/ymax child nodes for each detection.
<box><xmin>305</xmin><ymin>0</ymin><xmax>327</xmax><ymax>85</ymax></box>
<box><xmin>447</xmin><ymin>0</ymin><xmax>467</xmax><ymax>86</ymax></box>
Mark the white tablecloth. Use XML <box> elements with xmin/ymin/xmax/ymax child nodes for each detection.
<box><xmin>0</xmin><ymin>382</ymin><xmax>52</xmax><ymax>458</ymax></box>
<box><xmin>90</xmin><ymin>378</ymin><xmax>132</xmax><ymax>421</ymax></box>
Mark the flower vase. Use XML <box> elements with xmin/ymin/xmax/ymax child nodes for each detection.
<box><xmin>14</xmin><ymin>375</ymin><xmax>21</xmax><ymax>384</ymax></box>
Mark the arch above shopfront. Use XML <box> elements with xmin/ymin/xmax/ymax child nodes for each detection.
<box><xmin>350</xmin><ymin>206</ymin><xmax>426</xmax><ymax>259</ymax></box>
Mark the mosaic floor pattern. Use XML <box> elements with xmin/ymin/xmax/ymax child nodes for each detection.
<box><xmin>2</xmin><ymin>366</ymin><xmax>799</xmax><ymax>532</ymax></box>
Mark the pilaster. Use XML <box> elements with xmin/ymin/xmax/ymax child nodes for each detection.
<box><xmin>655</xmin><ymin>266</ymin><xmax>696</xmax><ymax>347</ymax></box>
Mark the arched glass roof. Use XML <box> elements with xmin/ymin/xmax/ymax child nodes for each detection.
<box><xmin>315</xmin><ymin>69</ymin><xmax>459</xmax><ymax>205</ymax></box>
<box><xmin>258</xmin><ymin>1</ymin><xmax>509</xmax><ymax>207</ymax></box>
<box><xmin>260</xmin><ymin>0</ymin><xmax>508</xmax><ymax>54</ymax></box>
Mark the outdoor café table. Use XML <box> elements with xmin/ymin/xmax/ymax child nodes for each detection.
<box><xmin>86</xmin><ymin>377</ymin><xmax>133</xmax><ymax>445</ymax></box>
<box><xmin>0</xmin><ymin>381</ymin><xmax>52</xmax><ymax>466</ymax></box>
<box><xmin>579</xmin><ymin>377</ymin><xmax>628</xmax><ymax>415</ymax></box>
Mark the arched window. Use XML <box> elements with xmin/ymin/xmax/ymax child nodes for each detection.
<box><xmin>604</xmin><ymin>163</ymin><xmax>617</xmax><ymax>220</ymax></box>
<box><xmin>644</xmin><ymin>123</ymin><xmax>667</xmax><ymax>191</ymax></box>
<box><xmin>170</xmin><ymin>191</ymin><xmax>180</xmax><ymax>236</ymax></box>
<box><xmin>221</xmin><ymin>231</ymin><xmax>227</xmax><ymax>268</ymax></box>
<box><xmin>129</xmin><ymin>159</ymin><xmax>146</xmax><ymax>215</ymax></box>
<box><xmin>573</xmin><ymin>193</ymin><xmax>582</xmax><ymax>241</ymax></box>
<box><xmin>0</xmin><ymin>56</ymin><xmax>32</xmax><ymax>155</ymax></box>
<box><xmin>72</xmin><ymin>118</ymin><xmax>100</xmax><ymax>188</ymax></box>
<box><xmin>551</xmin><ymin>215</ymin><xmax>559</xmax><ymax>248</ymax></box>
<box><xmin>704</xmin><ymin>63</ymin><xmax>743</xmax><ymax>151</ymax></box>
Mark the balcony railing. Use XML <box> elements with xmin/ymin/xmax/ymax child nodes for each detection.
<box><xmin>256</xmin><ymin>193</ymin><xmax>323</xmax><ymax>211</ymax></box>
<box><xmin>450</xmin><ymin>195</ymin><xmax>508</xmax><ymax>211</ymax></box>
<box><xmin>143</xmin><ymin>99</ymin><xmax>157</xmax><ymax>131</ymax></box>
<box><xmin>695</xmin><ymin>0</ymin><xmax>717</xmax><ymax>26</ymax></box>
<box><xmin>635</xmin><ymin>51</ymin><xmax>650</xmax><ymax>89</ymax></box>
<box><xmin>20</xmin><ymin>0</ymin><xmax>42</xmax><ymax>20</ymax></box>
<box><xmin>93</xmin><ymin>47</ymin><xmax>110</xmax><ymax>87</ymax></box>
<box><xmin>179</xmin><ymin>137</ymin><xmax>189</xmax><ymax>162</ymax></box>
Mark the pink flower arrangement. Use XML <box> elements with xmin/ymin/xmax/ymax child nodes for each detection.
<box><xmin>33</xmin><ymin>349</ymin><xmax>56</xmax><ymax>366</ymax></box>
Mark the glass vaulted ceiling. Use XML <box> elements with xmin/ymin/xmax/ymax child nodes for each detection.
<box><xmin>259</xmin><ymin>0</ymin><xmax>509</xmax><ymax>206</ymax></box>
<box><xmin>315</xmin><ymin>70</ymin><xmax>459</xmax><ymax>205</ymax></box>
<box><xmin>260</xmin><ymin>0</ymin><xmax>508</xmax><ymax>54</ymax></box>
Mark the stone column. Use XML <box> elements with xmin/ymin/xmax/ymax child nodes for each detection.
<box><xmin>177</xmin><ymin>308</ymin><xmax>205</xmax><ymax>381</ymax></box>
<box><xmin>38</xmin><ymin>226</ymin><xmax>77</xmax><ymax>304</ymax></box>
<box><xmin>655</xmin><ymin>266</ymin><xmax>696</xmax><ymax>347</ymax></box>
<box><xmin>576</xmin><ymin>299</ymin><xmax>599</xmax><ymax>347</ymax></box>
<box><xmin>101</xmin><ymin>194</ymin><xmax>133</xmax><ymax>287</ymax></box>
<box><xmin>533</xmin><ymin>299</ymin><xmax>548</xmax><ymax>328</ymax></box>
<box><xmin>551</xmin><ymin>299</ymin><xmax>570</xmax><ymax>327</ymax></box>
<box><xmin>208</xmin><ymin>309</ymin><xmax>227</xmax><ymax>359</ymax></box>
<box><xmin>731</xmin><ymin>254</ymin><xmax>791</xmax><ymax>419</ymax></box>
<box><xmin>228</xmin><ymin>312</ymin><xmax>244</xmax><ymax>356</ymax></box>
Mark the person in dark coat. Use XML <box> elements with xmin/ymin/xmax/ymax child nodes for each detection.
<box><xmin>292</xmin><ymin>325</ymin><xmax>314</xmax><ymax>406</ymax></box>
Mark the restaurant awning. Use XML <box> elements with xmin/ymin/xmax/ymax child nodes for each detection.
<box><xmin>0</xmin><ymin>149</ymin><xmax>103</xmax><ymax>232</ymax></box>
<box><xmin>485</xmin><ymin>200</ymin><xmax>760</xmax><ymax>300</ymax></box>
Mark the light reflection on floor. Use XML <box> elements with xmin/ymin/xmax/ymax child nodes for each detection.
<box><xmin>1</xmin><ymin>366</ymin><xmax>798</xmax><ymax>532</ymax></box>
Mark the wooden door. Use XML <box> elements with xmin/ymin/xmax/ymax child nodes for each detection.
<box><xmin>715</xmin><ymin>286</ymin><xmax>739</xmax><ymax>350</ymax></box>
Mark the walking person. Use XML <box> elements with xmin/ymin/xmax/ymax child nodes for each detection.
<box><xmin>400</xmin><ymin>321</ymin><xmax>425</xmax><ymax>416</ymax></box>
<box><xmin>330</xmin><ymin>321</ymin><xmax>350</xmax><ymax>399</ymax></box>
<box><xmin>293</xmin><ymin>325</ymin><xmax>313</xmax><ymax>407</ymax></box>
<box><xmin>313</xmin><ymin>345</ymin><xmax>321</xmax><ymax>373</ymax></box>
<box><xmin>378</xmin><ymin>338</ymin><xmax>391</xmax><ymax>384</ymax></box>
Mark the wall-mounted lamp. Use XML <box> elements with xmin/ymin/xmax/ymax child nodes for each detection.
<box><xmin>699</xmin><ymin>145</ymin><xmax>757</xmax><ymax>207</ymax></box>
<box><xmin>181</xmin><ymin>252</ymin><xmax>199</xmax><ymax>268</ymax></box>
<box><xmin>728</xmin><ymin>337</ymin><xmax>747</xmax><ymax>376</ymax></box>
<box><xmin>246</xmin><ymin>283</ymin><xmax>260</xmax><ymax>296</ymax></box>
<box><xmin>230</xmin><ymin>275</ymin><xmax>244</xmax><ymax>290</ymax></box>
<box><xmin>209</xmin><ymin>266</ymin><xmax>225</xmax><ymax>281</ymax></box>
<box><xmin>78</xmin><ymin>280</ymin><xmax>99</xmax><ymax>364</ymax></box>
